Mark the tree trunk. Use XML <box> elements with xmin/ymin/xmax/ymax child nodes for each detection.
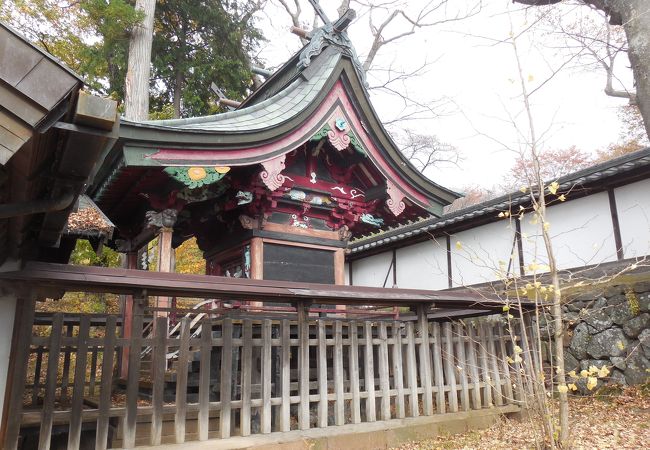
<box><xmin>173</xmin><ymin>69</ymin><xmax>182</xmax><ymax>119</ymax></box>
<box><xmin>611</xmin><ymin>0</ymin><xmax>650</xmax><ymax>140</ymax></box>
<box><xmin>124</xmin><ymin>0</ymin><xmax>156</xmax><ymax>121</ymax></box>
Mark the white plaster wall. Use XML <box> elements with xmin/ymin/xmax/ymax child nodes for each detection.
<box><xmin>614</xmin><ymin>178</ymin><xmax>650</xmax><ymax>258</ymax></box>
<box><xmin>451</xmin><ymin>220</ymin><xmax>518</xmax><ymax>287</ymax></box>
<box><xmin>351</xmin><ymin>251</ymin><xmax>393</xmax><ymax>287</ymax></box>
<box><xmin>395</xmin><ymin>238</ymin><xmax>448</xmax><ymax>290</ymax></box>
<box><xmin>519</xmin><ymin>192</ymin><xmax>618</xmax><ymax>272</ymax></box>
<box><xmin>344</xmin><ymin>262</ymin><xmax>350</xmax><ymax>285</ymax></box>
<box><xmin>0</xmin><ymin>294</ymin><xmax>16</xmax><ymax>424</ymax></box>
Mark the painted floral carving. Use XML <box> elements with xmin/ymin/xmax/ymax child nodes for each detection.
<box><xmin>386</xmin><ymin>180</ymin><xmax>406</xmax><ymax>216</ymax></box>
<box><xmin>164</xmin><ymin>166</ymin><xmax>229</xmax><ymax>188</ymax></box>
<box><xmin>260</xmin><ymin>154</ymin><xmax>286</xmax><ymax>191</ymax></box>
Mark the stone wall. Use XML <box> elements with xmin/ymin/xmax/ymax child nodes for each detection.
<box><xmin>539</xmin><ymin>281</ymin><xmax>650</xmax><ymax>390</ymax></box>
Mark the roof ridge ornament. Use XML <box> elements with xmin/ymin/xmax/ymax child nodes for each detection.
<box><xmin>297</xmin><ymin>8</ymin><xmax>367</xmax><ymax>86</ymax></box>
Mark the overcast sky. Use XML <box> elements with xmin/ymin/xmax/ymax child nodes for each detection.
<box><xmin>254</xmin><ymin>1</ymin><xmax>634</xmax><ymax>192</ymax></box>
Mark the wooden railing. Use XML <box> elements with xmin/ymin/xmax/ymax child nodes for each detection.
<box><xmin>10</xmin><ymin>307</ymin><xmax>526</xmax><ymax>449</ymax></box>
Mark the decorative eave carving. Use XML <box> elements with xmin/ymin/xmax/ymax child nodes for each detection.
<box><xmin>327</xmin><ymin>117</ymin><xmax>351</xmax><ymax>151</ymax></box>
<box><xmin>145</xmin><ymin>209</ymin><xmax>178</xmax><ymax>229</ymax></box>
<box><xmin>260</xmin><ymin>154</ymin><xmax>286</xmax><ymax>191</ymax></box>
<box><xmin>164</xmin><ymin>166</ymin><xmax>230</xmax><ymax>188</ymax></box>
<box><xmin>386</xmin><ymin>180</ymin><xmax>406</xmax><ymax>216</ymax></box>
<box><xmin>338</xmin><ymin>225</ymin><xmax>352</xmax><ymax>241</ymax></box>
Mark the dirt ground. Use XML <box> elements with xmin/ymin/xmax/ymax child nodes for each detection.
<box><xmin>392</xmin><ymin>385</ymin><xmax>650</xmax><ymax>449</ymax></box>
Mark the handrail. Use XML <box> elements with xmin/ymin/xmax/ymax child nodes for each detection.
<box><xmin>140</xmin><ymin>299</ymin><xmax>219</xmax><ymax>359</ymax></box>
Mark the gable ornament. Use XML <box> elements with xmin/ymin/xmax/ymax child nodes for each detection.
<box><xmin>260</xmin><ymin>154</ymin><xmax>287</xmax><ymax>191</ymax></box>
<box><xmin>386</xmin><ymin>180</ymin><xmax>406</xmax><ymax>216</ymax></box>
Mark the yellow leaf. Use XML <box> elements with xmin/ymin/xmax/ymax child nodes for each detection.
<box><xmin>502</xmin><ymin>305</ymin><xmax>510</xmax><ymax>312</ymax></box>
<box><xmin>548</xmin><ymin>181</ymin><xmax>560</xmax><ymax>195</ymax></box>
<box><xmin>586</xmin><ymin>376</ymin><xmax>598</xmax><ymax>391</ymax></box>
<box><xmin>520</xmin><ymin>186</ymin><xmax>528</xmax><ymax>193</ymax></box>
<box><xmin>617</xmin><ymin>341</ymin><xmax>625</xmax><ymax>351</ymax></box>
<box><xmin>568</xmin><ymin>370</ymin><xmax>577</xmax><ymax>379</ymax></box>
<box><xmin>455</xmin><ymin>241</ymin><xmax>463</xmax><ymax>250</ymax></box>
<box><xmin>580</xmin><ymin>370</ymin><xmax>589</xmax><ymax>378</ymax></box>
<box><xmin>558</xmin><ymin>194</ymin><xmax>566</xmax><ymax>202</ymax></box>
<box><xmin>514</xmin><ymin>345</ymin><xmax>523</xmax><ymax>354</ymax></box>
<box><xmin>598</xmin><ymin>365</ymin><xmax>610</xmax><ymax>378</ymax></box>
<box><xmin>528</xmin><ymin>74</ymin><xmax>534</xmax><ymax>82</ymax></box>
<box><xmin>588</xmin><ymin>365</ymin><xmax>599</xmax><ymax>375</ymax></box>
<box><xmin>568</xmin><ymin>383</ymin><xmax>578</xmax><ymax>391</ymax></box>
<box><xmin>557</xmin><ymin>384</ymin><xmax>568</xmax><ymax>393</ymax></box>
<box><xmin>543</xmin><ymin>221</ymin><xmax>551</xmax><ymax>232</ymax></box>
<box><xmin>498</xmin><ymin>211</ymin><xmax>505</xmax><ymax>218</ymax></box>
<box><xmin>506</xmin><ymin>356</ymin><xmax>514</xmax><ymax>364</ymax></box>
<box><xmin>514</xmin><ymin>355</ymin><xmax>523</xmax><ymax>363</ymax></box>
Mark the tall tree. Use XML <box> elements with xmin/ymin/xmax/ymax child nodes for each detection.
<box><xmin>151</xmin><ymin>0</ymin><xmax>264</xmax><ymax>118</ymax></box>
<box><xmin>504</xmin><ymin>145</ymin><xmax>593</xmax><ymax>190</ymax></box>
<box><xmin>0</xmin><ymin>0</ymin><xmax>141</xmax><ymax>99</ymax></box>
<box><xmin>124</xmin><ymin>0</ymin><xmax>157</xmax><ymax>121</ymax></box>
<box><xmin>516</xmin><ymin>0</ymin><xmax>650</xmax><ymax>140</ymax></box>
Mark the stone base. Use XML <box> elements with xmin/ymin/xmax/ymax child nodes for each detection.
<box><xmin>134</xmin><ymin>405</ymin><xmax>520</xmax><ymax>450</ymax></box>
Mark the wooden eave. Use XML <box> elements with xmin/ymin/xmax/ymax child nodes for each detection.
<box><xmin>91</xmin><ymin>54</ymin><xmax>458</xmax><ymax>215</ymax></box>
<box><xmin>0</xmin><ymin>262</ymin><xmax>529</xmax><ymax>312</ymax></box>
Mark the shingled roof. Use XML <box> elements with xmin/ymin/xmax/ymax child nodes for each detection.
<box><xmin>349</xmin><ymin>147</ymin><xmax>650</xmax><ymax>255</ymax></box>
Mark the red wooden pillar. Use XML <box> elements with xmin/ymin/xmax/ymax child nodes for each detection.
<box><xmin>155</xmin><ymin>226</ymin><xmax>174</xmax><ymax>318</ymax></box>
<box><xmin>249</xmin><ymin>237</ymin><xmax>264</xmax><ymax>309</ymax></box>
<box><xmin>334</xmin><ymin>248</ymin><xmax>347</xmax><ymax>316</ymax></box>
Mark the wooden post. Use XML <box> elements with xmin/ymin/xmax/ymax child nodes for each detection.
<box><xmin>363</xmin><ymin>321</ymin><xmax>376</xmax><ymax>422</ymax></box>
<box><xmin>219</xmin><ymin>319</ymin><xmax>233</xmax><ymax>438</ymax></box>
<box><xmin>241</xmin><ymin>320</ymin><xmax>253</xmax><ymax>436</ymax></box>
<box><xmin>431</xmin><ymin>322</ymin><xmax>445</xmax><ymax>414</ymax></box>
<box><xmin>297</xmin><ymin>301</ymin><xmax>310</xmax><ymax>430</ymax></box>
<box><xmin>261</xmin><ymin>319</ymin><xmax>272</xmax><ymax>433</ymax></box>
<box><xmin>151</xmin><ymin>317</ymin><xmax>168</xmax><ymax>446</ymax></box>
<box><xmin>485</xmin><ymin>322</ymin><xmax>504</xmax><ymax>406</ymax></box>
<box><xmin>392</xmin><ymin>321</ymin><xmax>405</xmax><ymax>419</ymax></box>
<box><xmin>477</xmin><ymin>320</ymin><xmax>493</xmax><ymax>407</ymax></box>
<box><xmin>416</xmin><ymin>304</ymin><xmax>433</xmax><ymax>415</ymax></box>
<box><xmin>156</xmin><ymin>226</ymin><xmax>174</xmax><ymax>320</ymax></box>
<box><xmin>198</xmin><ymin>318</ymin><xmax>212</xmax><ymax>441</ymax></box>
<box><xmin>4</xmin><ymin>296</ymin><xmax>36</xmax><ymax>450</ymax></box>
<box><xmin>317</xmin><ymin>321</ymin><xmax>328</xmax><ymax>428</ymax></box>
<box><xmin>454</xmin><ymin>322</ymin><xmax>470</xmax><ymax>412</ymax></box>
<box><xmin>280</xmin><ymin>319</ymin><xmax>291</xmax><ymax>432</ymax></box>
<box><xmin>497</xmin><ymin>323</ymin><xmax>515</xmax><ymax>404</ymax></box>
<box><xmin>377</xmin><ymin>322</ymin><xmax>391</xmax><ymax>421</ymax></box>
<box><xmin>334</xmin><ymin>321</ymin><xmax>345</xmax><ymax>425</ymax></box>
<box><xmin>466</xmin><ymin>323</ymin><xmax>482</xmax><ymax>410</ymax></box>
<box><xmin>123</xmin><ymin>295</ymin><xmax>145</xmax><ymax>449</ymax></box>
<box><xmin>60</xmin><ymin>323</ymin><xmax>73</xmax><ymax>403</ymax></box>
<box><xmin>38</xmin><ymin>313</ymin><xmax>63</xmax><ymax>450</ymax></box>
<box><xmin>442</xmin><ymin>322</ymin><xmax>459</xmax><ymax>413</ymax></box>
<box><xmin>334</xmin><ymin>248</ymin><xmax>346</xmax><ymax>315</ymax></box>
<box><xmin>405</xmin><ymin>322</ymin><xmax>419</xmax><ymax>417</ymax></box>
<box><xmin>249</xmin><ymin>238</ymin><xmax>264</xmax><ymax>308</ymax></box>
<box><xmin>96</xmin><ymin>316</ymin><xmax>117</xmax><ymax>450</ymax></box>
<box><xmin>348</xmin><ymin>322</ymin><xmax>361</xmax><ymax>424</ymax></box>
<box><xmin>68</xmin><ymin>316</ymin><xmax>90</xmax><ymax>450</ymax></box>
<box><xmin>120</xmin><ymin>251</ymin><xmax>138</xmax><ymax>379</ymax></box>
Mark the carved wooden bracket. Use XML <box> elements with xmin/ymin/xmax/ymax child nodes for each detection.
<box><xmin>327</xmin><ymin>117</ymin><xmax>351</xmax><ymax>151</ymax></box>
<box><xmin>260</xmin><ymin>154</ymin><xmax>286</xmax><ymax>191</ymax></box>
<box><xmin>386</xmin><ymin>180</ymin><xmax>406</xmax><ymax>216</ymax></box>
<box><xmin>145</xmin><ymin>209</ymin><xmax>178</xmax><ymax>229</ymax></box>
